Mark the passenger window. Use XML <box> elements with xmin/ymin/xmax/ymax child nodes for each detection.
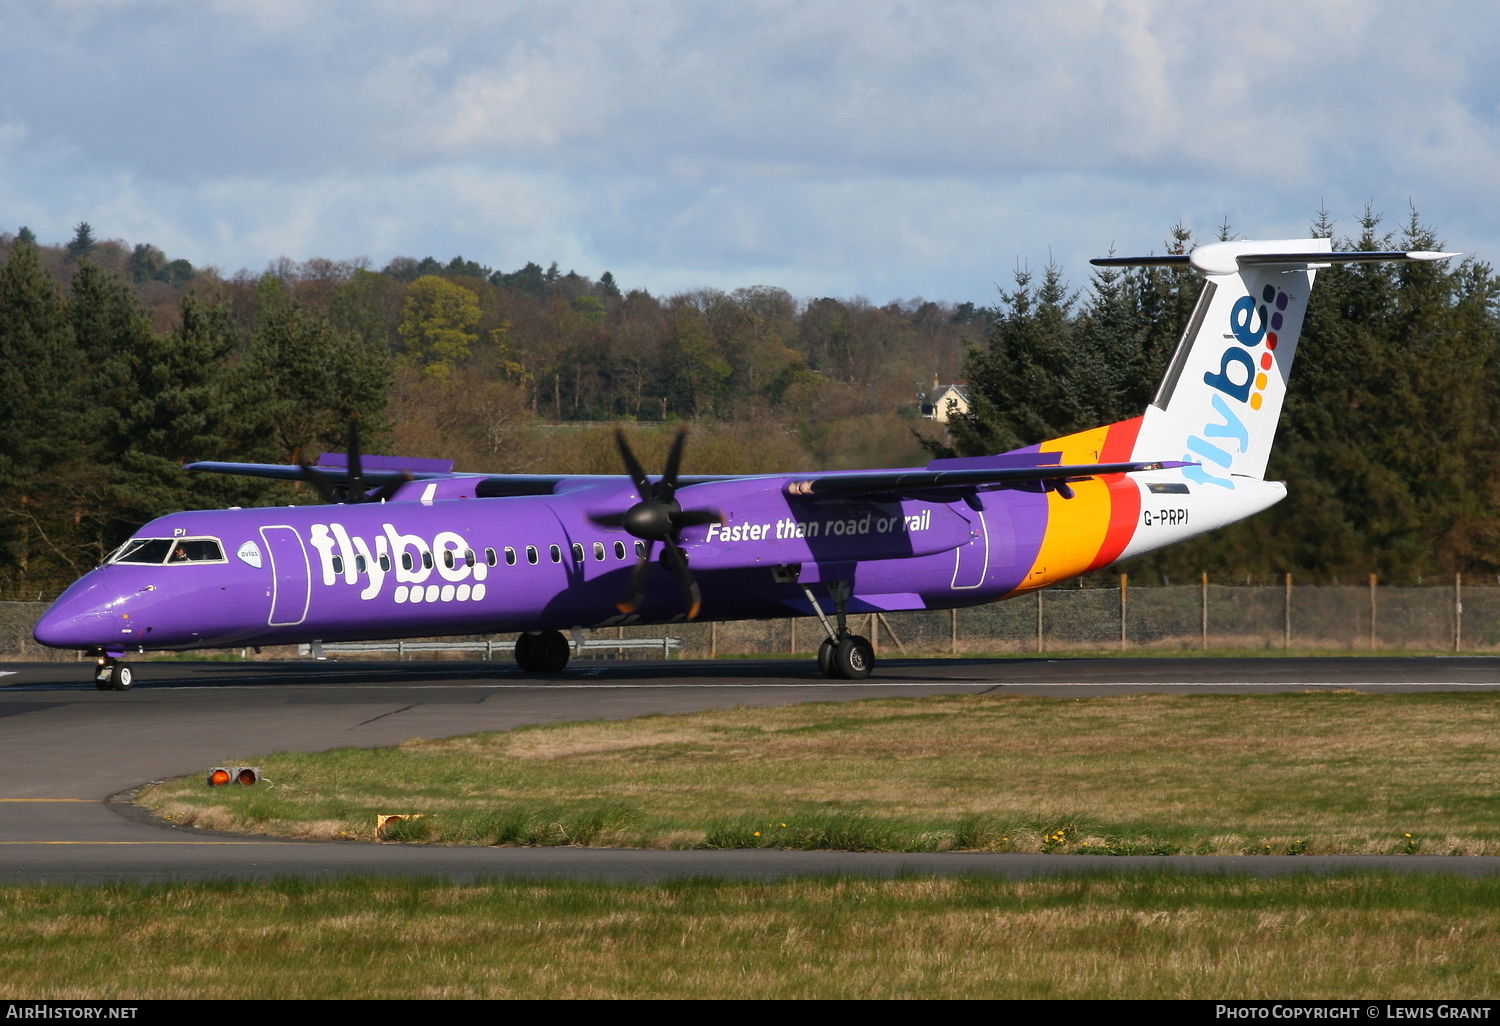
<box><xmin>465</xmin><ymin>549</ymin><xmax>475</xmax><ymax>567</ymax></box>
<box><xmin>505</xmin><ymin>547</ymin><xmax>517</xmax><ymax>566</ymax></box>
<box><xmin>550</xmin><ymin>544</ymin><xmax>562</xmax><ymax>563</ymax></box>
<box><xmin>379</xmin><ymin>554</ymin><xmax>391</xmax><ymax>572</ymax></box>
<box><xmin>402</xmin><ymin>553</ymin><xmax>413</xmax><ymax>571</ymax></box>
<box><xmin>422</xmin><ymin>551</ymin><xmax>433</xmax><ymax>570</ymax></box>
<box><xmin>635</xmin><ymin>540</ymin><xmax>646</xmax><ymax>558</ymax></box>
<box><xmin>332</xmin><ymin>556</ymin><xmax>344</xmax><ymax>575</ymax></box>
<box><xmin>594</xmin><ymin>542</ymin><xmax>605</xmax><ymax>561</ymax></box>
<box><xmin>614</xmin><ymin>541</ymin><xmax>626</xmax><ymax>560</ymax></box>
<box><xmin>571</xmin><ymin>543</ymin><xmax>584</xmax><ymax>562</ymax></box>
<box><xmin>525</xmin><ymin>546</ymin><xmax>538</xmax><ymax>565</ymax></box>
<box><xmin>486</xmin><ymin>548</ymin><xmax>497</xmax><ymax>566</ymax></box>
<box><xmin>443</xmin><ymin>550</ymin><xmax>454</xmax><ymax>570</ymax></box>
<box><xmin>355</xmin><ymin>554</ymin><xmax>367</xmax><ymax>573</ymax></box>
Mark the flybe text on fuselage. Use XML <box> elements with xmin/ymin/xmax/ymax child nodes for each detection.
<box><xmin>306</xmin><ymin>522</ymin><xmax>489</xmax><ymax>602</ymax></box>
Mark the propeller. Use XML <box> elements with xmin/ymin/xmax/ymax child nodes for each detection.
<box><xmin>297</xmin><ymin>419</ymin><xmax>412</xmax><ymax>504</ymax></box>
<box><xmin>590</xmin><ymin>429</ymin><xmax>721</xmax><ymax>619</ymax></box>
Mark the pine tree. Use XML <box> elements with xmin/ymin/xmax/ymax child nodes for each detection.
<box><xmin>65</xmin><ymin>222</ymin><xmax>96</xmax><ymax>262</ymax></box>
<box><xmin>0</xmin><ymin>241</ymin><xmax>90</xmax><ymax>586</ymax></box>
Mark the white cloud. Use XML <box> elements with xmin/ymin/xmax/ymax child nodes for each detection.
<box><xmin>1</xmin><ymin>1</ymin><xmax>1499</xmax><ymax>299</ymax></box>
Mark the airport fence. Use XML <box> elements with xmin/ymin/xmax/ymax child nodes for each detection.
<box><xmin>0</xmin><ymin>575</ymin><xmax>1493</xmax><ymax>662</ymax></box>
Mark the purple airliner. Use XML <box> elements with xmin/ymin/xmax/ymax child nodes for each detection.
<box><xmin>34</xmin><ymin>239</ymin><xmax>1456</xmax><ymax>689</ymax></box>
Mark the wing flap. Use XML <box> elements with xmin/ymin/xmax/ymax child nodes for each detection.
<box><xmin>783</xmin><ymin>460</ymin><xmax>1191</xmax><ymax>498</ymax></box>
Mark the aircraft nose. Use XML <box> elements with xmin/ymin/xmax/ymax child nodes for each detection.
<box><xmin>32</xmin><ymin>580</ymin><xmax>119</xmax><ymax>649</ymax></box>
<box><xmin>32</xmin><ymin>606</ymin><xmax>114</xmax><ymax>648</ymax></box>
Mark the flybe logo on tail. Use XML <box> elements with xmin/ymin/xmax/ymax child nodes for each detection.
<box><xmin>1183</xmin><ymin>282</ymin><xmax>1291</xmax><ymax>490</ymax></box>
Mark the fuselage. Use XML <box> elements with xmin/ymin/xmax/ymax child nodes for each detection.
<box><xmin>32</xmin><ymin>432</ymin><xmax>1285</xmax><ymax>655</ymax></box>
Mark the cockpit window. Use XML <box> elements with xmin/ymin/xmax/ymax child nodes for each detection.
<box><xmin>113</xmin><ymin>539</ymin><xmax>173</xmax><ymax>564</ymax></box>
<box><xmin>169</xmin><ymin>539</ymin><xmax>225</xmax><ymax>563</ymax></box>
<box><xmin>111</xmin><ymin>537</ymin><xmax>225</xmax><ymax>565</ymax></box>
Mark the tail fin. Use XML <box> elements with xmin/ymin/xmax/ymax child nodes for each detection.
<box><xmin>1102</xmin><ymin>240</ymin><xmax>1457</xmax><ymax>488</ymax></box>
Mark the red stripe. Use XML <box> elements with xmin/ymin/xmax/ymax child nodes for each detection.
<box><xmin>1087</xmin><ymin>416</ymin><xmax>1144</xmax><ymax>571</ymax></box>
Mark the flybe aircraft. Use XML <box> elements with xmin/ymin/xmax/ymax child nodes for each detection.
<box><xmin>33</xmin><ymin>238</ymin><xmax>1455</xmax><ymax>689</ymax></box>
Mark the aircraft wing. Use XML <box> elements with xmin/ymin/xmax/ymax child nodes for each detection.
<box><xmin>184</xmin><ymin>461</ymin><xmax>454</xmax><ymax>484</ymax></box>
<box><xmin>782</xmin><ymin>460</ymin><xmax>1191</xmax><ymax>497</ymax></box>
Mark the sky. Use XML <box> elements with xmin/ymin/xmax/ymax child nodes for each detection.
<box><xmin>1</xmin><ymin>0</ymin><xmax>1498</xmax><ymax>305</ymax></box>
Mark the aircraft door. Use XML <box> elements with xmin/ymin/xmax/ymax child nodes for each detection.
<box><xmin>950</xmin><ymin>506</ymin><xmax>989</xmax><ymax>590</ymax></box>
<box><xmin>260</xmin><ymin>525</ymin><xmax>311</xmax><ymax>626</ymax></box>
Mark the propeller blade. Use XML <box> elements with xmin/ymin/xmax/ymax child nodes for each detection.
<box><xmin>588</xmin><ymin>512</ymin><xmax>628</xmax><ymax>528</ymax></box>
<box><xmin>658</xmin><ymin>428</ymin><xmax>687</xmax><ymax>501</ymax></box>
<box><xmin>614</xmin><ymin>430</ymin><xmax>652</xmax><ymax>500</ymax></box>
<box><xmin>673</xmin><ymin>508</ymin><xmax>722</xmax><ymax>528</ymax></box>
<box><xmin>346</xmin><ymin>419</ymin><xmax>363</xmax><ymax>497</ymax></box>
<box><xmin>365</xmin><ymin>472</ymin><xmax>412</xmax><ymax>504</ymax></box>
<box><xmin>616</xmin><ymin>541</ymin><xmax>655</xmax><ymax>615</ymax></box>
<box><xmin>296</xmin><ymin>463</ymin><xmax>340</xmax><ymax>504</ymax></box>
<box><xmin>658</xmin><ymin>541</ymin><xmax>702</xmax><ymax>620</ymax></box>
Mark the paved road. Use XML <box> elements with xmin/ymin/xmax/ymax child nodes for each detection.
<box><xmin>2</xmin><ymin>654</ymin><xmax>1498</xmax><ymax>884</ymax></box>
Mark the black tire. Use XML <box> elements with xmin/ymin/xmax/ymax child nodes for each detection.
<box><xmin>832</xmin><ymin>635</ymin><xmax>874</xmax><ymax>680</ymax></box>
<box><xmin>94</xmin><ymin>677</ymin><xmax>112</xmax><ymax>691</ymax></box>
<box><xmin>112</xmin><ymin>665</ymin><xmax>133</xmax><ymax>691</ymax></box>
<box><xmin>817</xmin><ymin>638</ymin><xmax>837</xmax><ymax>678</ymax></box>
<box><xmin>532</xmin><ymin>630</ymin><xmax>571</xmax><ymax>673</ymax></box>
<box><xmin>514</xmin><ymin>633</ymin><xmax>536</xmax><ymax>671</ymax></box>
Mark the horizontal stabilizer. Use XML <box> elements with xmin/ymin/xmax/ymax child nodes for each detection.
<box><xmin>784</xmin><ymin>460</ymin><xmax>1191</xmax><ymax>498</ymax></box>
<box><xmin>1093</xmin><ymin>242</ymin><xmax>1459</xmax><ymax>277</ymax></box>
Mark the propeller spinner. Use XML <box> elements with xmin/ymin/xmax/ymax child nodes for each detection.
<box><xmin>591</xmin><ymin>429</ymin><xmax>720</xmax><ymax>620</ymax></box>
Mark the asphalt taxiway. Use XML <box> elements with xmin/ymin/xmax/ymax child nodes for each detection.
<box><xmin>3</xmin><ymin>654</ymin><xmax>1499</xmax><ymax>884</ymax></box>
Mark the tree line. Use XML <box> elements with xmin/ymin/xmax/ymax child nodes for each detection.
<box><xmin>0</xmin><ymin>208</ymin><xmax>1494</xmax><ymax>596</ymax></box>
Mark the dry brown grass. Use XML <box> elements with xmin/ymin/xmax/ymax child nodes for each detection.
<box><xmin>3</xmin><ymin>875</ymin><xmax>1499</xmax><ymax>998</ymax></box>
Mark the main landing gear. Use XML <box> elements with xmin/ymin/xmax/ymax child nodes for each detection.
<box><xmin>92</xmin><ymin>654</ymin><xmax>133</xmax><ymax>691</ymax></box>
<box><xmin>800</xmin><ymin>580</ymin><xmax>874</xmax><ymax>680</ymax></box>
<box><xmin>514</xmin><ymin>630</ymin><xmax>571</xmax><ymax>673</ymax></box>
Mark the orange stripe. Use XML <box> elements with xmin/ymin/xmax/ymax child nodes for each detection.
<box><xmin>1087</xmin><ymin>417</ymin><xmax>1143</xmax><ymax>571</ymax></box>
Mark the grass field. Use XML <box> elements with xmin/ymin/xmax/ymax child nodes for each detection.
<box><xmin>4</xmin><ymin>874</ymin><xmax>1499</xmax><ymax>999</ymax></box>
<box><xmin>139</xmin><ymin>692</ymin><xmax>1500</xmax><ymax>854</ymax></box>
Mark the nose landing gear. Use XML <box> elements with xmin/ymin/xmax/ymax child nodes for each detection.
<box><xmin>92</xmin><ymin>654</ymin><xmax>133</xmax><ymax>691</ymax></box>
<box><xmin>800</xmin><ymin>581</ymin><xmax>874</xmax><ymax>680</ymax></box>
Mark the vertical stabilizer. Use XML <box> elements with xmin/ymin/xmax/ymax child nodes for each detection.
<box><xmin>1125</xmin><ymin>238</ymin><xmax>1326</xmax><ymax>487</ymax></box>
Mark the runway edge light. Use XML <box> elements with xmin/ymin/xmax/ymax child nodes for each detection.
<box><xmin>207</xmin><ymin>766</ymin><xmax>260</xmax><ymax>786</ymax></box>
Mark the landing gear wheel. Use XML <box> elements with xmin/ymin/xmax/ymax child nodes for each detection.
<box><xmin>817</xmin><ymin>638</ymin><xmax>836</xmax><ymax>678</ymax></box>
<box><xmin>112</xmin><ymin>665</ymin><xmax>133</xmax><ymax>691</ymax></box>
<box><xmin>531</xmin><ymin>630</ymin><xmax>572</xmax><ymax>673</ymax></box>
<box><xmin>515</xmin><ymin>631</ymin><xmax>570</xmax><ymax>673</ymax></box>
<box><xmin>829</xmin><ymin>635</ymin><xmax>874</xmax><ymax>680</ymax></box>
<box><xmin>513</xmin><ymin>633</ymin><xmax>536</xmax><ymax>670</ymax></box>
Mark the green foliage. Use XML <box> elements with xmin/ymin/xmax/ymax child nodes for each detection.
<box><xmin>248</xmin><ymin>275</ymin><xmax>394</xmax><ymax>461</ymax></box>
<box><xmin>65</xmin><ymin>222</ymin><xmax>95</xmax><ymax>262</ymax></box>
<box><xmin>397</xmin><ymin>275</ymin><xmax>480</xmax><ymax>381</ymax></box>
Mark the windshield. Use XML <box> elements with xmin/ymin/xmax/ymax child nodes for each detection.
<box><xmin>111</xmin><ymin>537</ymin><xmax>225</xmax><ymax>565</ymax></box>
<box><xmin>113</xmin><ymin>539</ymin><xmax>173</xmax><ymax>564</ymax></box>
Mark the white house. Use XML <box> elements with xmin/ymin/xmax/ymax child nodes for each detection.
<box><xmin>919</xmin><ymin>375</ymin><xmax>970</xmax><ymax>423</ymax></box>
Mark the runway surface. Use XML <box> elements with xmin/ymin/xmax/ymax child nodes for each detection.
<box><xmin>3</xmin><ymin>653</ymin><xmax>1499</xmax><ymax>884</ymax></box>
